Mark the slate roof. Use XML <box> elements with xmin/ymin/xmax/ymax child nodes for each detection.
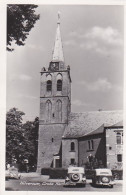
<box><xmin>110</xmin><ymin>120</ymin><xmax>123</xmax><ymax>127</ymax></box>
<box><xmin>63</xmin><ymin>111</ymin><xmax>123</xmax><ymax>139</ymax></box>
<box><xmin>83</xmin><ymin>124</ymin><xmax>104</xmax><ymax>137</ymax></box>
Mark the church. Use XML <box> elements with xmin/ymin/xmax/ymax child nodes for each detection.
<box><xmin>37</xmin><ymin>14</ymin><xmax>123</xmax><ymax>173</ymax></box>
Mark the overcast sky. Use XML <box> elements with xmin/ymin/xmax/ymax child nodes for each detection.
<box><xmin>7</xmin><ymin>5</ymin><xmax>124</xmax><ymax>122</ymax></box>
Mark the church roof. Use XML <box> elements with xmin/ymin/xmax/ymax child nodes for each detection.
<box><xmin>52</xmin><ymin>12</ymin><xmax>64</xmax><ymax>62</ymax></box>
<box><xmin>110</xmin><ymin>120</ymin><xmax>123</xmax><ymax>127</ymax></box>
<box><xmin>83</xmin><ymin>124</ymin><xmax>104</xmax><ymax>137</ymax></box>
<box><xmin>63</xmin><ymin>110</ymin><xmax>123</xmax><ymax>138</ymax></box>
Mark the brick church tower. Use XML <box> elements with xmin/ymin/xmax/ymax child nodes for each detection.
<box><xmin>37</xmin><ymin>13</ymin><xmax>71</xmax><ymax>172</ymax></box>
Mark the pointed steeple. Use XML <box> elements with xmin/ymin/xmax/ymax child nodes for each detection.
<box><xmin>52</xmin><ymin>11</ymin><xmax>64</xmax><ymax>62</ymax></box>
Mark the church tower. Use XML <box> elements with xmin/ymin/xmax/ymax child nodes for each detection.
<box><xmin>37</xmin><ymin>13</ymin><xmax>71</xmax><ymax>172</ymax></box>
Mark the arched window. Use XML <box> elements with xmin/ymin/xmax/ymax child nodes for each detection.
<box><xmin>71</xmin><ymin>142</ymin><xmax>75</xmax><ymax>151</ymax></box>
<box><xmin>56</xmin><ymin>100</ymin><xmax>62</xmax><ymax>122</ymax></box>
<box><xmin>46</xmin><ymin>74</ymin><xmax>52</xmax><ymax>91</ymax></box>
<box><xmin>47</xmin><ymin>80</ymin><xmax>52</xmax><ymax>91</ymax></box>
<box><xmin>46</xmin><ymin>100</ymin><xmax>52</xmax><ymax>122</ymax></box>
<box><xmin>57</xmin><ymin>74</ymin><xmax>62</xmax><ymax>91</ymax></box>
<box><xmin>57</xmin><ymin>80</ymin><xmax>62</xmax><ymax>91</ymax></box>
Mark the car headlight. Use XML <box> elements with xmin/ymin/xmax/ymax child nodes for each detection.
<box><xmin>65</xmin><ymin>177</ymin><xmax>70</xmax><ymax>181</ymax></box>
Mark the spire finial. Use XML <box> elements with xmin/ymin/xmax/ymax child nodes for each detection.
<box><xmin>57</xmin><ymin>11</ymin><xmax>61</xmax><ymax>24</ymax></box>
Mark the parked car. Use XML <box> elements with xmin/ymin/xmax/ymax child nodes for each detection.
<box><xmin>65</xmin><ymin>166</ymin><xmax>86</xmax><ymax>186</ymax></box>
<box><xmin>92</xmin><ymin>168</ymin><xmax>115</xmax><ymax>188</ymax></box>
<box><xmin>5</xmin><ymin>167</ymin><xmax>21</xmax><ymax>180</ymax></box>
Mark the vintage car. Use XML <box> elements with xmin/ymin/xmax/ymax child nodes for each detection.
<box><xmin>65</xmin><ymin>166</ymin><xmax>86</xmax><ymax>186</ymax></box>
<box><xmin>92</xmin><ymin>168</ymin><xmax>115</xmax><ymax>188</ymax></box>
<box><xmin>5</xmin><ymin>167</ymin><xmax>21</xmax><ymax>180</ymax></box>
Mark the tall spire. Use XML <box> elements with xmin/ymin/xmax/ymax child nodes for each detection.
<box><xmin>52</xmin><ymin>11</ymin><xmax>64</xmax><ymax>62</ymax></box>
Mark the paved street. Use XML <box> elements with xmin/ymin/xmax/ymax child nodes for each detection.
<box><xmin>5</xmin><ymin>173</ymin><xmax>123</xmax><ymax>191</ymax></box>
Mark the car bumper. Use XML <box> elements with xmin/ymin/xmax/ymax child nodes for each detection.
<box><xmin>65</xmin><ymin>180</ymin><xmax>86</xmax><ymax>186</ymax></box>
<box><xmin>96</xmin><ymin>181</ymin><xmax>115</xmax><ymax>186</ymax></box>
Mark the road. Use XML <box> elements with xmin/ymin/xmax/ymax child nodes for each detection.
<box><xmin>5</xmin><ymin>179</ymin><xmax>122</xmax><ymax>191</ymax></box>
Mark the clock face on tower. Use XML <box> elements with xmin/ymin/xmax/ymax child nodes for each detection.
<box><xmin>49</xmin><ymin>62</ymin><xmax>59</xmax><ymax>71</ymax></box>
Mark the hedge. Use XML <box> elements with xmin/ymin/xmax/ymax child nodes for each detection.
<box><xmin>41</xmin><ymin>168</ymin><xmax>67</xmax><ymax>179</ymax></box>
<box><xmin>50</xmin><ymin>168</ymin><xmax>67</xmax><ymax>179</ymax></box>
<box><xmin>41</xmin><ymin>167</ymin><xmax>51</xmax><ymax>175</ymax></box>
<box><xmin>41</xmin><ymin>168</ymin><xmax>123</xmax><ymax>180</ymax></box>
<box><xmin>85</xmin><ymin>169</ymin><xmax>95</xmax><ymax>179</ymax></box>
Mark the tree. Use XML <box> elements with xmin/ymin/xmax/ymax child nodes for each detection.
<box><xmin>7</xmin><ymin>4</ymin><xmax>40</xmax><ymax>51</ymax></box>
<box><xmin>22</xmin><ymin>117</ymin><xmax>39</xmax><ymax>170</ymax></box>
<box><xmin>6</xmin><ymin>108</ymin><xmax>25</xmax><ymax>164</ymax></box>
<box><xmin>6</xmin><ymin>107</ymin><xmax>39</xmax><ymax>171</ymax></box>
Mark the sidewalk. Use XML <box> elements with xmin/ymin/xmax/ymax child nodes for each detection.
<box><xmin>20</xmin><ymin>172</ymin><xmax>123</xmax><ymax>184</ymax></box>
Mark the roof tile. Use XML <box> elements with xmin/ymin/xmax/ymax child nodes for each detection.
<box><xmin>63</xmin><ymin>111</ymin><xmax>123</xmax><ymax>138</ymax></box>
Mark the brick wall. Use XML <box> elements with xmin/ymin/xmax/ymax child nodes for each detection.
<box><xmin>39</xmin><ymin>97</ymin><xmax>69</xmax><ymax>124</ymax></box>
<box><xmin>106</xmin><ymin>128</ymin><xmax>123</xmax><ymax>170</ymax></box>
<box><xmin>37</xmin><ymin>124</ymin><xmax>66</xmax><ymax>172</ymax></box>
<box><xmin>78</xmin><ymin>134</ymin><xmax>106</xmax><ymax>167</ymax></box>
<box><xmin>40</xmin><ymin>71</ymin><xmax>71</xmax><ymax>100</ymax></box>
<box><xmin>62</xmin><ymin>139</ymin><xmax>78</xmax><ymax>168</ymax></box>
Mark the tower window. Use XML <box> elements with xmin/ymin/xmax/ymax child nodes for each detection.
<box><xmin>47</xmin><ymin>80</ymin><xmax>52</xmax><ymax>91</ymax></box>
<box><xmin>56</xmin><ymin>100</ymin><xmax>62</xmax><ymax>122</ymax></box>
<box><xmin>71</xmin><ymin>142</ymin><xmax>75</xmax><ymax>151</ymax></box>
<box><xmin>57</xmin><ymin>79</ymin><xmax>62</xmax><ymax>91</ymax></box>
<box><xmin>46</xmin><ymin>100</ymin><xmax>52</xmax><ymax>122</ymax></box>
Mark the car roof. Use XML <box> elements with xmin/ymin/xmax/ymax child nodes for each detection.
<box><xmin>68</xmin><ymin>167</ymin><xmax>85</xmax><ymax>173</ymax></box>
<box><xmin>95</xmin><ymin>169</ymin><xmax>112</xmax><ymax>175</ymax></box>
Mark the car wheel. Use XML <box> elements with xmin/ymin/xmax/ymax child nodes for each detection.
<box><xmin>101</xmin><ymin>176</ymin><xmax>110</xmax><ymax>183</ymax></box>
<box><xmin>110</xmin><ymin>185</ymin><xmax>113</xmax><ymax>188</ymax></box>
<box><xmin>71</xmin><ymin>174</ymin><xmax>80</xmax><ymax>182</ymax></box>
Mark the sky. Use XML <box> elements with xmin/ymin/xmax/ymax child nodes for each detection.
<box><xmin>7</xmin><ymin>5</ymin><xmax>124</xmax><ymax>122</ymax></box>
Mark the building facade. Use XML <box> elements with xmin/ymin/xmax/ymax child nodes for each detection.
<box><xmin>106</xmin><ymin>121</ymin><xmax>123</xmax><ymax>170</ymax></box>
<box><xmin>37</xmin><ymin>15</ymin><xmax>123</xmax><ymax>172</ymax></box>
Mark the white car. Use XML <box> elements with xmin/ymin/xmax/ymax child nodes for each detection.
<box><xmin>5</xmin><ymin>167</ymin><xmax>21</xmax><ymax>180</ymax></box>
<box><xmin>65</xmin><ymin>167</ymin><xmax>86</xmax><ymax>186</ymax></box>
<box><xmin>92</xmin><ymin>168</ymin><xmax>115</xmax><ymax>188</ymax></box>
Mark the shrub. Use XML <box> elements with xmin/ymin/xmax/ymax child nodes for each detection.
<box><xmin>41</xmin><ymin>168</ymin><xmax>67</xmax><ymax>178</ymax></box>
<box><xmin>85</xmin><ymin>169</ymin><xmax>95</xmax><ymax>179</ymax></box>
<box><xmin>50</xmin><ymin>168</ymin><xmax>67</xmax><ymax>179</ymax></box>
<box><xmin>41</xmin><ymin>168</ymin><xmax>51</xmax><ymax>175</ymax></box>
